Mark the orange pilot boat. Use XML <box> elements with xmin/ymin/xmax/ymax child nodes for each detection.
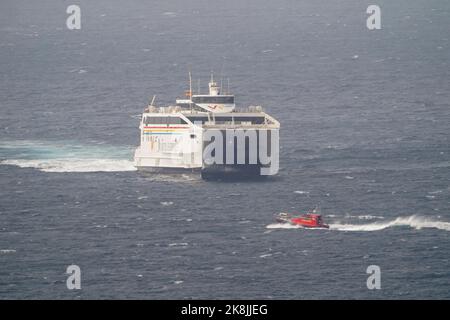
<box><xmin>275</xmin><ymin>208</ymin><xmax>329</xmax><ymax>229</ymax></box>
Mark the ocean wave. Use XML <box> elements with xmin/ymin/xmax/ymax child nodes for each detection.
<box><xmin>0</xmin><ymin>249</ymin><xmax>17</xmax><ymax>254</ymax></box>
<box><xmin>293</xmin><ymin>190</ymin><xmax>309</xmax><ymax>194</ymax></box>
<box><xmin>168</xmin><ymin>242</ymin><xmax>189</xmax><ymax>247</ymax></box>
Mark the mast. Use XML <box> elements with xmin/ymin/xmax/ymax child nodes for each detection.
<box><xmin>189</xmin><ymin>71</ymin><xmax>193</xmax><ymax>112</ymax></box>
<box><xmin>189</xmin><ymin>71</ymin><xmax>192</xmax><ymax>97</ymax></box>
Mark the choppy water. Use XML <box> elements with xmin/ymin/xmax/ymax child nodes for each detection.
<box><xmin>1</xmin><ymin>0</ymin><xmax>449</xmax><ymax>299</ymax></box>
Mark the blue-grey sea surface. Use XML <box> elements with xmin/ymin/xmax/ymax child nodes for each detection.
<box><xmin>0</xmin><ymin>0</ymin><xmax>449</xmax><ymax>299</ymax></box>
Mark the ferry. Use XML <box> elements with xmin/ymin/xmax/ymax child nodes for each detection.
<box><xmin>133</xmin><ymin>74</ymin><xmax>280</xmax><ymax>179</ymax></box>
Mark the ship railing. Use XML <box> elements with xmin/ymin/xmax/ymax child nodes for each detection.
<box><xmin>144</xmin><ymin>105</ymin><xmax>265</xmax><ymax>114</ymax></box>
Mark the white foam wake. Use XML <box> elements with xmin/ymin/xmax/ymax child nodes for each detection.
<box><xmin>1</xmin><ymin>159</ymin><xmax>136</xmax><ymax>172</ymax></box>
<box><xmin>266</xmin><ymin>223</ymin><xmax>302</xmax><ymax>229</ymax></box>
<box><xmin>330</xmin><ymin>215</ymin><xmax>450</xmax><ymax>232</ymax></box>
<box><xmin>265</xmin><ymin>223</ymin><xmax>326</xmax><ymax>230</ymax></box>
<box><xmin>266</xmin><ymin>215</ymin><xmax>450</xmax><ymax>232</ymax></box>
<box><xmin>0</xmin><ymin>140</ymin><xmax>136</xmax><ymax>172</ymax></box>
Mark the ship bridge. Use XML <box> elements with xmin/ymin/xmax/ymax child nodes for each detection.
<box><xmin>176</xmin><ymin>74</ymin><xmax>236</xmax><ymax>113</ymax></box>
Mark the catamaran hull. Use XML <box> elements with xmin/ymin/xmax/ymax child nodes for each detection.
<box><xmin>135</xmin><ymin>166</ymin><xmax>201</xmax><ymax>173</ymax></box>
<box><xmin>135</xmin><ymin>164</ymin><xmax>266</xmax><ymax>180</ymax></box>
<box><xmin>201</xmin><ymin>164</ymin><xmax>267</xmax><ymax>180</ymax></box>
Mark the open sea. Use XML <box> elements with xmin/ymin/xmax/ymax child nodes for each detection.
<box><xmin>0</xmin><ymin>0</ymin><xmax>449</xmax><ymax>299</ymax></box>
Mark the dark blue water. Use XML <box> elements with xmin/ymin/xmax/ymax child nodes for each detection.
<box><xmin>1</xmin><ymin>0</ymin><xmax>449</xmax><ymax>299</ymax></box>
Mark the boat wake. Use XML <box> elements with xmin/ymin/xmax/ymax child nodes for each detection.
<box><xmin>330</xmin><ymin>215</ymin><xmax>450</xmax><ymax>232</ymax></box>
<box><xmin>266</xmin><ymin>223</ymin><xmax>303</xmax><ymax>229</ymax></box>
<box><xmin>266</xmin><ymin>223</ymin><xmax>326</xmax><ymax>230</ymax></box>
<box><xmin>266</xmin><ymin>215</ymin><xmax>450</xmax><ymax>232</ymax></box>
<box><xmin>0</xmin><ymin>140</ymin><xmax>136</xmax><ymax>172</ymax></box>
<box><xmin>1</xmin><ymin>159</ymin><xmax>135</xmax><ymax>172</ymax></box>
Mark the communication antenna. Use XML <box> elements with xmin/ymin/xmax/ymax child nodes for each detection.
<box><xmin>150</xmin><ymin>95</ymin><xmax>156</xmax><ymax>106</ymax></box>
<box><xmin>197</xmin><ymin>79</ymin><xmax>200</xmax><ymax>94</ymax></box>
<box><xmin>189</xmin><ymin>71</ymin><xmax>192</xmax><ymax>95</ymax></box>
<box><xmin>185</xmin><ymin>70</ymin><xmax>193</xmax><ymax>98</ymax></box>
<box><xmin>189</xmin><ymin>71</ymin><xmax>193</xmax><ymax>112</ymax></box>
<box><xmin>220</xmin><ymin>60</ymin><xmax>225</xmax><ymax>94</ymax></box>
<box><xmin>227</xmin><ymin>78</ymin><xmax>230</xmax><ymax>94</ymax></box>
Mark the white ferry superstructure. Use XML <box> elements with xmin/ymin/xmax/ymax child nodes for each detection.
<box><xmin>133</xmin><ymin>75</ymin><xmax>280</xmax><ymax>179</ymax></box>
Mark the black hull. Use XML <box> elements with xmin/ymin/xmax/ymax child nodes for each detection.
<box><xmin>136</xmin><ymin>165</ymin><xmax>267</xmax><ymax>181</ymax></box>
<box><xmin>136</xmin><ymin>166</ymin><xmax>201</xmax><ymax>174</ymax></box>
<box><xmin>201</xmin><ymin>164</ymin><xmax>267</xmax><ymax>181</ymax></box>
